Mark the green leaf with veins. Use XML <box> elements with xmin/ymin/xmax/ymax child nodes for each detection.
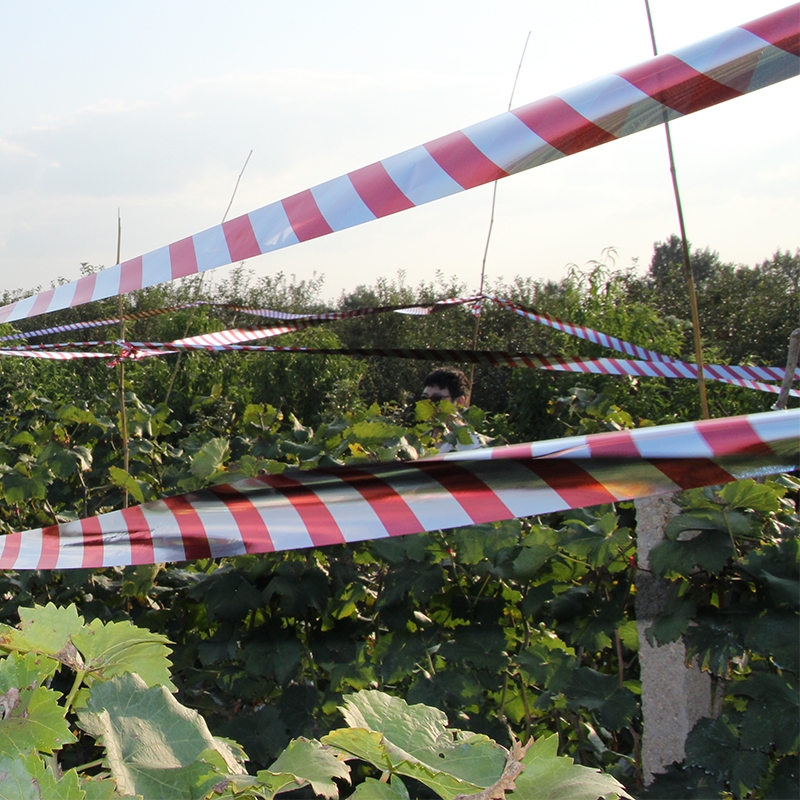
<box><xmin>72</xmin><ymin>618</ymin><xmax>174</xmax><ymax>689</ymax></box>
<box><xmin>108</xmin><ymin>467</ymin><xmax>145</xmax><ymax>504</ymax></box>
<box><xmin>0</xmin><ymin>752</ymin><xmax>84</xmax><ymax>800</ymax></box>
<box><xmin>350</xmin><ymin>776</ymin><xmax>411</xmax><ymax>799</ymax></box>
<box><xmin>259</xmin><ymin>737</ymin><xmax>350</xmax><ymax>800</ymax></box>
<box><xmin>0</xmin><ymin>651</ymin><xmax>59</xmax><ymax>693</ymax></box>
<box><xmin>0</xmin><ymin>687</ymin><xmax>76</xmax><ymax>757</ymax></box>
<box><xmin>0</xmin><ymin>604</ymin><xmax>84</xmax><ymax>664</ymax></box>
<box><xmin>77</xmin><ymin>673</ymin><xmax>244</xmax><ymax>799</ymax></box>
<box><xmin>326</xmin><ymin>691</ymin><xmax>507</xmax><ymax>800</ymax></box>
<box><xmin>508</xmin><ymin>734</ymin><xmax>633</xmax><ymax>799</ymax></box>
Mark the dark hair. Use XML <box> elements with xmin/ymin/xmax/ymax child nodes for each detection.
<box><xmin>423</xmin><ymin>367</ymin><xmax>469</xmax><ymax>400</ymax></box>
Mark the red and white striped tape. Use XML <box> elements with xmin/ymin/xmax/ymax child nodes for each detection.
<box><xmin>492</xmin><ymin>297</ymin><xmax>681</xmax><ymax>363</ymax></box>
<box><xmin>1</xmin><ymin>339</ymin><xmax>797</xmax><ymax>396</ymax></box>
<box><xmin>0</xmin><ymin>6</ymin><xmax>795</xmax><ymax>324</ymax></box>
<box><xmin>1</xmin><ymin>408</ymin><xmax>796</xmax><ymax>570</ymax></box>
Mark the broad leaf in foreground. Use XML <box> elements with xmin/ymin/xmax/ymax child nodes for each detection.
<box><xmin>0</xmin><ymin>687</ymin><xmax>76</xmax><ymax>757</ymax></box>
<box><xmin>72</xmin><ymin>618</ymin><xmax>174</xmax><ymax>689</ymax></box>
<box><xmin>77</xmin><ymin>673</ymin><xmax>244</xmax><ymax>799</ymax></box>
<box><xmin>0</xmin><ymin>752</ymin><xmax>84</xmax><ymax>800</ymax></box>
<box><xmin>507</xmin><ymin>734</ymin><xmax>633</xmax><ymax>800</ymax></box>
<box><xmin>257</xmin><ymin>737</ymin><xmax>351</xmax><ymax>800</ymax></box>
<box><xmin>325</xmin><ymin>691</ymin><xmax>508</xmax><ymax>799</ymax></box>
<box><xmin>0</xmin><ymin>604</ymin><xmax>83</xmax><ymax>663</ymax></box>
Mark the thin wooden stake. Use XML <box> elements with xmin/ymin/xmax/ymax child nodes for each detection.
<box><xmin>467</xmin><ymin>32</ymin><xmax>531</xmax><ymax>404</ymax></box>
<box><xmin>644</xmin><ymin>0</ymin><xmax>710</xmax><ymax>420</ymax></box>
<box><xmin>164</xmin><ymin>150</ymin><xmax>254</xmax><ymax>405</ymax></box>
<box><xmin>116</xmin><ymin>209</ymin><xmax>130</xmax><ymax>507</ymax></box>
<box><xmin>774</xmin><ymin>328</ymin><xmax>800</xmax><ymax>411</ymax></box>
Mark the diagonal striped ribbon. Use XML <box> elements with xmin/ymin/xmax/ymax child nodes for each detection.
<box><xmin>0</xmin><ymin>6</ymin><xmax>796</xmax><ymax>324</ymax></box>
<box><xmin>1</xmin><ymin>408</ymin><xmax>796</xmax><ymax>570</ymax></box>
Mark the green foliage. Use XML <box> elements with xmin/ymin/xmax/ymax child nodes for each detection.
<box><xmin>645</xmin><ymin>476</ymin><xmax>799</xmax><ymax>798</ymax></box>
<box><xmin>0</xmin><ymin>605</ymin><xmax>632</xmax><ymax>799</ymax></box>
<box><xmin>0</xmin><ymin>243</ymin><xmax>796</xmax><ymax>798</ymax></box>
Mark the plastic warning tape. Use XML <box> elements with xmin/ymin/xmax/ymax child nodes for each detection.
<box><xmin>0</xmin><ymin>6</ymin><xmax>795</xmax><ymax>323</ymax></box>
<box><xmin>1</xmin><ymin>408</ymin><xmax>796</xmax><ymax>570</ymax></box>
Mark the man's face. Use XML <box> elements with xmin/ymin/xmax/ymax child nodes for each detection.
<box><xmin>422</xmin><ymin>384</ymin><xmax>465</xmax><ymax>406</ymax></box>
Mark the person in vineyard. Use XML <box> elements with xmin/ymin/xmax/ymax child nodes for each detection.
<box><xmin>421</xmin><ymin>367</ymin><xmax>488</xmax><ymax>452</ymax></box>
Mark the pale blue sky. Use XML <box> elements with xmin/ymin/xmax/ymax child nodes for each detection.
<box><xmin>1</xmin><ymin>0</ymin><xmax>797</xmax><ymax>300</ymax></box>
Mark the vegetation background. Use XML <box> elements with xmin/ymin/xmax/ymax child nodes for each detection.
<box><xmin>0</xmin><ymin>238</ymin><xmax>796</xmax><ymax>798</ymax></box>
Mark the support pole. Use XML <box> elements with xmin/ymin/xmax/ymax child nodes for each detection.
<box><xmin>643</xmin><ymin>1</ymin><xmax>710</xmax><ymax>420</ymax></box>
<box><xmin>774</xmin><ymin>328</ymin><xmax>800</xmax><ymax>411</ymax></box>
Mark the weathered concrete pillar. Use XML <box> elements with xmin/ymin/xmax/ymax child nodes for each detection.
<box><xmin>635</xmin><ymin>494</ymin><xmax>713</xmax><ymax>784</ymax></box>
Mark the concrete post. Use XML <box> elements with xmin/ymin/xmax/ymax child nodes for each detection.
<box><xmin>635</xmin><ymin>494</ymin><xmax>713</xmax><ymax>784</ymax></box>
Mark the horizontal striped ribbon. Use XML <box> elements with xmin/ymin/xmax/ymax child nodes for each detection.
<box><xmin>1</xmin><ymin>341</ymin><xmax>797</xmax><ymax>396</ymax></box>
<box><xmin>0</xmin><ymin>6</ymin><xmax>796</xmax><ymax>324</ymax></box>
<box><xmin>1</xmin><ymin>408</ymin><xmax>796</xmax><ymax>570</ymax></box>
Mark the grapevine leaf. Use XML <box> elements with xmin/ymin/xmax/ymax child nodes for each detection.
<box><xmin>77</xmin><ymin>673</ymin><xmax>245</xmax><ymax>799</ymax></box>
<box><xmin>322</xmin><ymin>728</ymin><xmax>392</xmax><ymax>771</ymax></box>
<box><xmin>330</xmin><ymin>692</ymin><xmax>507</xmax><ymax>799</ymax></box>
<box><xmin>190</xmin><ymin>437</ymin><xmax>230</xmax><ymax>480</ymax></box>
<box><xmin>1</xmin><ymin>472</ymin><xmax>47</xmax><ymax>503</ymax></box>
<box><xmin>72</xmin><ymin>618</ymin><xmax>174</xmax><ymax>689</ymax></box>
<box><xmin>0</xmin><ymin>687</ymin><xmax>76</xmax><ymax>757</ymax></box>
<box><xmin>0</xmin><ymin>752</ymin><xmax>84</xmax><ymax>800</ymax></box>
<box><xmin>718</xmin><ymin>479</ymin><xmax>782</xmax><ymax>512</ymax></box>
<box><xmin>350</xmin><ymin>776</ymin><xmax>411</xmax><ymax>799</ymax></box>
<box><xmin>108</xmin><ymin>467</ymin><xmax>144</xmax><ymax>504</ymax></box>
<box><xmin>649</xmin><ymin>531</ymin><xmax>734</xmax><ymax>577</ymax></box>
<box><xmin>79</xmin><ymin>777</ymin><xmax>120</xmax><ymax>800</ymax></box>
<box><xmin>260</xmin><ymin>737</ymin><xmax>350</xmax><ymax>800</ymax></box>
<box><xmin>0</xmin><ymin>604</ymin><xmax>84</xmax><ymax>661</ymax></box>
<box><xmin>0</xmin><ymin>651</ymin><xmax>59</xmax><ymax>693</ymax></box>
<box><xmin>347</xmin><ymin>420</ymin><xmax>406</xmax><ymax>446</ymax></box>
<box><xmin>508</xmin><ymin>734</ymin><xmax>633</xmax><ymax>799</ymax></box>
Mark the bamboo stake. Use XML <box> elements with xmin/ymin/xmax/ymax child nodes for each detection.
<box><xmin>116</xmin><ymin>209</ymin><xmax>130</xmax><ymax>507</ymax></box>
<box><xmin>164</xmin><ymin>150</ymin><xmax>253</xmax><ymax>405</ymax></box>
<box><xmin>467</xmin><ymin>33</ymin><xmax>530</xmax><ymax>405</ymax></box>
<box><xmin>774</xmin><ymin>328</ymin><xmax>800</xmax><ymax>411</ymax></box>
<box><xmin>644</xmin><ymin>0</ymin><xmax>710</xmax><ymax>420</ymax></box>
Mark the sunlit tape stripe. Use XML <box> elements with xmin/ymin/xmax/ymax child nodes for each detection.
<box><xmin>675</xmin><ymin>28</ymin><xmax>767</xmax><ymax>86</ymax></box>
<box><xmin>80</xmin><ymin>516</ymin><xmax>105</xmax><ymax>569</ymax></box>
<box><xmin>261</xmin><ymin>473</ymin><xmax>346</xmax><ymax>547</ymax></box>
<box><xmin>0</xmin><ymin>409</ymin><xmax>796</xmax><ymax>570</ymax></box>
<box><xmin>155</xmin><ymin>495</ymin><xmax>210</xmax><ymax>560</ymax></box>
<box><xmin>743</xmin><ymin>5</ymin><xmax>800</xmax><ymax>52</ymax></box>
<box><xmin>521</xmin><ymin>459</ymin><xmax>619</xmax><ymax>507</ymax></box>
<box><xmin>178</xmin><ymin>491</ymin><xmax>251</xmax><ymax>559</ymax></box>
<box><xmin>347</xmin><ymin>162</ymin><xmax>415</xmax><ymax>218</ymax></box>
<box><xmin>38</xmin><ymin>523</ymin><xmax>62</xmax><ymax>569</ymax></box>
<box><xmin>514</xmin><ymin>95</ymin><xmax>619</xmax><ymax>156</ymax></box>
<box><xmin>584</xmin><ymin>459</ymin><xmax>684</xmax><ymax>501</ymax></box>
<box><xmin>35</xmin><ymin>519</ymin><xmax>81</xmax><ymax>569</ymax></box>
<box><xmin>378</xmin><ymin>468</ymin><xmax>476</xmax><ymax>530</ymax></box>
<box><xmin>470</xmin><ymin>459</ymin><xmax>565</xmax><ymax>518</ymax></box>
<box><xmin>207</xmin><ymin>483</ymin><xmax>275</xmax><ymax>554</ymax></box>
<box><xmin>222</xmin><ymin>216</ymin><xmax>261</xmax><ymax>262</ymax></box>
<box><xmin>555</xmin><ymin>74</ymin><xmax>654</xmax><ymax>139</ymax></box>
<box><xmin>416</xmin><ymin>461</ymin><xmax>514</xmax><ymax>524</ymax></box>
<box><xmin>379</xmin><ymin>146</ymin><xmax>463</xmax><ymax>206</ymax></box>
<box><xmin>287</xmin><ymin>471</ymin><xmax>392</xmax><ymax>543</ymax></box>
<box><xmin>0</xmin><ymin>524</ymin><xmax>22</xmax><ymax>567</ymax></box>
<box><xmin>231</xmin><ymin>476</ymin><xmax>315</xmax><ymax>552</ymax></box>
<box><xmin>328</xmin><ymin>468</ymin><xmax>424</xmax><ymax>537</ymax></box>
<box><xmin>311</xmin><ymin>175</ymin><xmax>377</xmax><ymax>231</ymax></box>
<box><xmin>700</xmin><ymin>416</ymin><xmax>775</xmax><ymax>457</ymax></box>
